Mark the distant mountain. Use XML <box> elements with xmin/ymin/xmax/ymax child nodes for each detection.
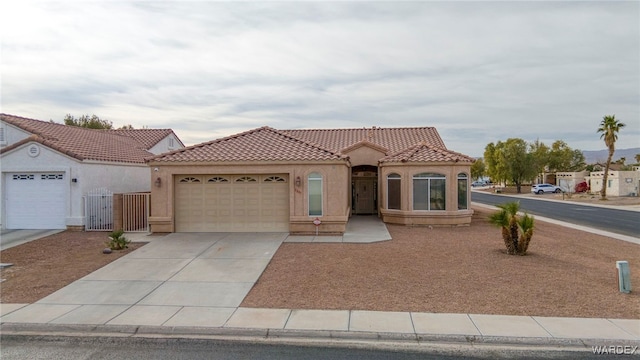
<box><xmin>582</xmin><ymin>147</ymin><xmax>640</xmax><ymax>165</ymax></box>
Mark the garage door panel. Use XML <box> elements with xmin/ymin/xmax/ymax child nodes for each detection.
<box><xmin>175</xmin><ymin>174</ymin><xmax>289</xmax><ymax>232</ymax></box>
<box><xmin>5</xmin><ymin>173</ymin><xmax>66</xmax><ymax>229</ymax></box>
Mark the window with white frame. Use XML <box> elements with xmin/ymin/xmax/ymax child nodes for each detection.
<box><xmin>387</xmin><ymin>173</ymin><xmax>401</xmax><ymax>210</ymax></box>
<box><xmin>457</xmin><ymin>173</ymin><xmax>468</xmax><ymax>210</ymax></box>
<box><xmin>308</xmin><ymin>172</ymin><xmax>322</xmax><ymax>216</ymax></box>
<box><xmin>413</xmin><ymin>173</ymin><xmax>446</xmax><ymax>210</ymax></box>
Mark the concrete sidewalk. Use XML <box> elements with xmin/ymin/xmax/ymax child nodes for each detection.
<box><xmin>1</xmin><ymin>306</ymin><xmax>638</xmax><ymax>348</ymax></box>
<box><xmin>1</xmin><ymin>216</ymin><xmax>638</xmax><ymax>348</ymax></box>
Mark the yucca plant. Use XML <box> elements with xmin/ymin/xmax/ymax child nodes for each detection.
<box><xmin>106</xmin><ymin>229</ymin><xmax>130</xmax><ymax>250</ymax></box>
<box><xmin>488</xmin><ymin>202</ymin><xmax>534</xmax><ymax>255</ymax></box>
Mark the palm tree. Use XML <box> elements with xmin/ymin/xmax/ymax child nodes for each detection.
<box><xmin>597</xmin><ymin>115</ymin><xmax>626</xmax><ymax>200</ymax></box>
<box><xmin>488</xmin><ymin>201</ymin><xmax>534</xmax><ymax>255</ymax></box>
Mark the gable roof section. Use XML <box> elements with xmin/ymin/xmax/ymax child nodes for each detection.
<box><xmin>340</xmin><ymin>139</ymin><xmax>389</xmax><ymax>155</ymax></box>
<box><xmin>1</xmin><ymin>114</ymin><xmax>154</xmax><ymax>164</ymax></box>
<box><xmin>106</xmin><ymin>128</ymin><xmax>184</xmax><ymax>149</ymax></box>
<box><xmin>150</xmin><ymin>126</ymin><xmax>346</xmax><ymax>163</ymax></box>
<box><xmin>282</xmin><ymin>127</ymin><xmax>446</xmax><ymax>154</ymax></box>
<box><xmin>380</xmin><ymin>142</ymin><xmax>475</xmax><ymax>163</ymax></box>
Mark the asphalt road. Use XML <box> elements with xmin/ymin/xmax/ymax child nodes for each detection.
<box><xmin>0</xmin><ymin>336</ymin><xmax>614</xmax><ymax>360</ymax></box>
<box><xmin>471</xmin><ymin>191</ymin><xmax>640</xmax><ymax>238</ymax></box>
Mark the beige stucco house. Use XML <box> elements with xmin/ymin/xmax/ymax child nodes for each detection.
<box><xmin>555</xmin><ymin>171</ymin><xmax>590</xmax><ymax>192</ymax></box>
<box><xmin>148</xmin><ymin>126</ymin><xmax>474</xmax><ymax>234</ymax></box>
<box><xmin>588</xmin><ymin>170</ymin><xmax>640</xmax><ymax>197</ymax></box>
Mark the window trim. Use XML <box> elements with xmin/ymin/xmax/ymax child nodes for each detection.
<box><xmin>308</xmin><ymin>172</ymin><xmax>323</xmax><ymax>216</ymax></box>
<box><xmin>457</xmin><ymin>172</ymin><xmax>469</xmax><ymax>210</ymax></box>
<box><xmin>387</xmin><ymin>173</ymin><xmax>401</xmax><ymax>210</ymax></box>
<box><xmin>412</xmin><ymin>172</ymin><xmax>446</xmax><ymax>211</ymax></box>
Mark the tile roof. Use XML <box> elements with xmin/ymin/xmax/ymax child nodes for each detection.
<box><xmin>1</xmin><ymin>114</ymin><xmax>156</xmax><ymax>164</ymax></box>
<box><xmin>106</xmin><ymin>128</ymin><xmax>183</xmax><ymax>149</ymax></box>
<box><xmin>380</xmin><ymin>142</ymin><xmax>475</xmax><ymax>163</ymax></box>
<box><xmin>150</xmin><ymin>126</ymin><xmax>346</xmax><ymax>162</ymax></box>
<box><xmin>282</xmin><ymin>127</ymin><xmax>446</xmax><ymax>154</ymax></box>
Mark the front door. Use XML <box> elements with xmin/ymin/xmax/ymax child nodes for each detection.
<box><xmin>355</xmin><ymin>178</ymin><xmax>375</xmax><ymax>214</ymax></box>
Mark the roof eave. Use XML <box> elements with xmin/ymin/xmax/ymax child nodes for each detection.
<box><xmin>147</xmin><ymin>159</ymin><xmax>350</xmax><ymax>166</ymax></box>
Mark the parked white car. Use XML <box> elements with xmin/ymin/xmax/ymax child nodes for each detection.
<box><xmin>531</xmin><ymin>183</ymin><xmax>562</xmax><ymax>194</ymax></box>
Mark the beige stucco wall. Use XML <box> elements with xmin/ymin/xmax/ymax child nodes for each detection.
<box><xmin>556</xmin><ymin>171</ymin><xmax>589</xmax><ymax>193</ymax></box>
<box><xmin>147</xmin><ymin>160</ymin><xmax>351</xmax><ymax>234</ymax></box>
<box><xmin>589</xmin><ymin>170</ymin><xmax>640</xmax><ymax>197</ymax></box>
<box><xmin>379</xmin><ymin>162</ymin><xmax>473</xmax><ymax>226</ymax></box>
<box><xmin>343</xmin><ymin>145</ymin><xmax>386</xmax><ymax>167</ymax></box>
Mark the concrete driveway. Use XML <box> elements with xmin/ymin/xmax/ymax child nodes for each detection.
<box><xmin>1</xmin><ymin>232</ymin><xmax>287</xmax><ymax>327</ymax></box>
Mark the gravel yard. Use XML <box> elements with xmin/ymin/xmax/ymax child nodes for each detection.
<box><xmin>0</xmin><ymin>232</ymin><xmax>144</xmax><ymax>303</ymax></box>
<box><xmin>242</xmin><ymin>207</ymin><xmax>640</xmax><ymax>319</ymax></box>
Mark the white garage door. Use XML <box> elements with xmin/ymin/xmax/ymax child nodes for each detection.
<box><xmin>5</xmin><ymin>173</ymin><xmax>66</xmax><ymax>229</ymax></box>
<box><xmin>174</xmin><ymin>174</ymin><xmax>289</xmax><ymax>232</ymax></box>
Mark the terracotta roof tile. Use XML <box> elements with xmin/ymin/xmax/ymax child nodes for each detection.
<box><xmin>1</xmin><ymin>114</ymin><xmax>155</xmax><ymax>164</ymax></box>
<box><xmin>106</xmin><ymin>128</ymin><xmax>183</xmax><ymax>149</ymax></box>
<box><xmin>380</xmin><ymin>142</ymin><xmax>475</xmax><ymax>163</ymax></box>
<box><xmin>150</xmin><ymin>126</ymin><xmax>346</xmax><ymax>162</ymax></box>
<box><xmin>282</xmin><ymin>127</ymin><xmax>446</xmax><ymax>154</ymax></box>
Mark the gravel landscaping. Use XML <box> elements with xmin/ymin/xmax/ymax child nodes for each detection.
<box><xmin>242</xmin><ymin>206</ymin><xmax>640</xmax><ymax>319</ymax></box>
<box><xmin>0</xmin><ymin>232</ymin><xmax>145</xmax><ymax>303</ymax></box>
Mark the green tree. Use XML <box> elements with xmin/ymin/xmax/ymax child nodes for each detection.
<box><xmin>597</xmin><ymin>115</ymin><xmax>626</xmax><ymax>200</ymax></box>
<box><xmin>547</xmin><ymin>140</ymin><xmax>586</xmax><ymax>172</ymax></box>
<box><xmin>488</xmin><ymin>201</ymin><xmax>535</xmax><ymax>255</ymax></box>
<box><xmin>635</xmin><ymin>154</ymin><xmax>640</xmax><ymax>164</ymax></box>
<box><xmin>483</xmin><ymin>143</ymin><xmax>506</xmax><ymax>185</ymax></box>
<box><xmin>529</xmin><ymin>139</ymin><xmax>550</xmax><ymax>181</ymax></box>
<box><xmin>484</xmin><ymin>138</ymin><xmax>537</xmax><ymax>193</ymax></box>
<box><xmin>118</xmin><ymin>124</ymin><xmax>135</xmax><ymax>130</ymax></box>
<box><xmin>470</xmin><ymin>158</ymin><xmax>486</xmax><ymax>180</ymax></box>
<box><xmin>64</xmin><ymin>114</ymin><xmax>113</xmax><ymax>129</ymax></box>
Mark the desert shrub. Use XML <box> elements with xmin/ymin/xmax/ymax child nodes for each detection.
<box><xmin>106</xmin><ymin>229</ymin><xmax>130</xmax><ymax>250</ymax></box>
<box><xmin>488</xmin><ymin>201</ymin><xmax>535</xmax><ymax>255</ymax></box>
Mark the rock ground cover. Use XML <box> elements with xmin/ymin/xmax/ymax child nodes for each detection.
<box><xmin>0</xmin><ymin>232</ymin><xmax>144</xmax><ymax>303</ymax></box>
<box><xmin>242</xmin><ymin>207</ymin><xmax>640</xmax><ymax>319</ymax></box>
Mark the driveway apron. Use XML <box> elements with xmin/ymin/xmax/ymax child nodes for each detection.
<box><xmin>1</xmin><ymin>233</ymin><xmax>287</xmax><ymax>327</ymax></box>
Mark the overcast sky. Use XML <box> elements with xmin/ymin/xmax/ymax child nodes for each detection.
<box><xmin>2</xmin><ymin>1</ymin><xmax>638</xmax><ymax>157</ymax></box>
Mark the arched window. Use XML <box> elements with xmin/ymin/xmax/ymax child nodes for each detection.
<box><xmin>387</xmin><ymin>173</ymin><xmax>401</xmax><ymax>210</ymax></box>
<box><xmin>413</xmin><ymin>173</ymin><xmax>446</xmax><ymax>210</ymax></box>
<box><xmin>458</xmin><ymin>173</ymin><xmax>468</xmax><ymax>210</ymax></box>
<box><xmin>308</xmin><ymin>172</ymin><xmax>322</xmax><ymax>216</ymax></box>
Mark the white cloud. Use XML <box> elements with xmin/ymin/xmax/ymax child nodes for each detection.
<box><xmin>1</xmin><ymin>1</ymin><xmax>638</xmax><ymax>156</ymax></box>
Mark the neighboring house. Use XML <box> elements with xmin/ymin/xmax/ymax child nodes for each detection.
<box><xmin>556</xmin><ymin>171</ymin><xmax>589</xmax><ymax>192</ymax></box>
<box><xmin>0</xmin><ymin>114</ymin><xmax>184</xmax><ymax>230</ymax></box>
<box><xmin>588</xmin><ymin>170</ymin><xmax>640</xmax><ymax>197</ymax></box>
<box><xmin>147</xmin><ymin>126</ymin><xmax>474</xmax><ymax>234</ymax></box>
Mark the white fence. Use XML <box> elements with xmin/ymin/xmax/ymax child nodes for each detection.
<box><xmin>85</xmin><ymin>188</ymin><xmax>113</xmax><ymax>231</ymax></box>
<box><xmin>122</xmin><ymin>193</ymin><xmax>150</xmax><ymax>232</ymax></box>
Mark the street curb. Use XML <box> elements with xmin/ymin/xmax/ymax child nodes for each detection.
<box><xmin>1</xmin><ymin>322</ymin><xmax>637</xmax><ymax>348</ymax></box>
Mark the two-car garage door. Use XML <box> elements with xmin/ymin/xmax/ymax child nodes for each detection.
<box><xmin>174</xmin><ymin>174</ymin><xmax>289</xmax><ymax>232</ymax></box>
